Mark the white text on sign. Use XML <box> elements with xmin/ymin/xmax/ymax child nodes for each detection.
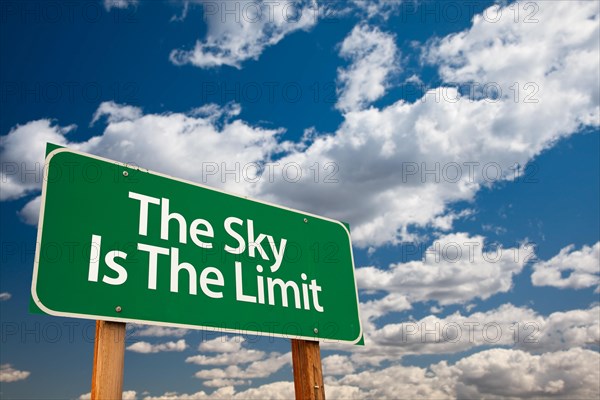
<box><xmin>86</xmin><ymin>191</ymin><xmax>324</xmax><ymax>312</ymax></box>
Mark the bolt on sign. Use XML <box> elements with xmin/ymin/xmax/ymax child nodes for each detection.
<box><xmin>31</xmin><ymin>144</ymin><xmax>363</xmax><ymax>344</ymax></box>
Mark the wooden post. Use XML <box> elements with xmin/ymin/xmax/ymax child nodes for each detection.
<box><xmin>291</xmin><ymin>339</ymin><xmax>325</xmax><ymax>400</ymax></box>
<box><xmin>91</xmin><ymin>321</ymin><xmax>126</xmax><ymax>400</ymax></box>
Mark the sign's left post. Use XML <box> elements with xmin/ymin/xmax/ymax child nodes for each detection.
<box><xmin>91</xmin><ymin>321</ymin><xmax>126</xmax><ymax>400</ymax></box>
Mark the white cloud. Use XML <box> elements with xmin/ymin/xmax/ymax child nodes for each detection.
<box><xmin>326</xmin><ymin>303</ymin><xmax>599</xmax><ymax>367</ymax></box>
<box><xmin>186</xmin><ymin>349</ymin><xmax>265</xmax><ymax>366</ymax></box>
<box><xmin>0</xmin><ymin>364</ymin><xmax>30</xmax><ymax>382</ymax></box>
<box><xmin>198</xmin><ymin>336</ymin><xmax>245</xmax><ymax>353</ymax></box>
<box><xmin>189</xmin><ymin>102</ymin><xmax>241</xmax><ymax>120</ymax></box>
<box><xmin>521</xmin><ymin>306</ymin><xmax>600</xmax><ymax>353</ymax></box>
<box><xmin>329</xmin><ymin>347</ymin><xmax>600</xmax><ymax>400</ymax></box>
<box><xmin>324</xmin><ymin>383</ymin><xmax>368</xmax><ymax>399</ymax></box>
<box><xmin>452</xmin><ymin>348</ymin><xmax>600</xmax><ymax>399</ymax></box>
<box><xmin>2</xmin><ymin>102</ymin><xmax>285</xmax><ymax>225</ymax></box>
<box><xmin>187</xmin><ymin>337</ymin><xmax>283</xmax><ymax>385</ymax></box>
<box><xmin>126</xmin><ymin>339</ymin><xmax>187</xmax><ymax>353</ymax></box>
<box><xmin>356</xmin><ymin>233</ymin><xmax>533</xmax><ymax>305</ymax></box>
<box><xmin>79</xmin><ymin>390</ymin><xmax>137</xmax><ymax>400</ymax></box>
<box><xmin>0</xmin><ymin>292</ymin><xmax>11</xmax><ymax>301</ymax></box>
<box><xmin>17</xmin><ymin>195</ymin><xmax>41</xmax><ymax>225</ymax></box>
<box><xmin>360</xmin><ymin>292</ymin><xmax>412</xmax><ymax>320</ymax></box>
<box><xmin>351</xmin><ymin>0</ymin><xmax>403</xmax><ymax>20</ymax></box>
<box><xmin>194</xmin><ymin>352</ymin><xmax>291</xmax><ymax>381</ymax></box>
<box><xmin>131</xmin><ymin>325</ymin><xmax>189</xmax><ymax>338</ymax></box>
<box><xmin>322</xmin><ymin>354</ymin><xmax>355</xmax><ymax>376</ymax></box>
<box><xmin>224</xmin><ymin>382</ymin><xmax>293</xmax><ymax>399</ymax></box>
<box><xmin>91</xmin><ymin>101</ymin><xmax>143</xmax><ymax>125</ymax></box>
<box><xmin>330</xmin><ymin>362</ymin><xmax>455</xmax><ymax>399</ymax></box>
<box><xmin>79</xmin><ymin>102</ymin><xmax>282</xmax><ymax>193</ymax></box>
<box><xmin>143</xmin><ymin>382</ymin><xmax>293</xmax><ymax>400</ymax></box>
<box><xmin>0</xmin><ymin>120</ymin><xmax>73</xmax><ymax>201</ymax></box>
<box><xmin>426</xmin><ymin>1</ymin><xmax>599</xmax><ymax>130</ymax></box>
<box><xmin>170</xmin><ymin>1</ymin><xmax>190</xmax><ymax>22</ymax></box>
<box><xmin>255</xmin><ymin>1</ymin><xmax>599</xmax><ymax>247</ymax></box>
<box><xmin>139</xmin><ymin>348</ymin><xmax>600</xmax><ymax>400</ymax></box>
<box><xmin>532</xmin><ymin>242</ymin><xmax>600</xmax><ymax>290</ymax></box>
<box><xmin>430</xmin><ymin>305</ymin><xmax>443</xmax><ymax>314</ymax></box>
<box><xmin>3</xmin><ymin>2</ymin><xmax>599</xmax><ymax>248</ymax></box>
<box><xmin>103</xmin><ymin>0</ymin><xmax>138</xmax><ymax>12</ymax></box>
<box><xmin>141</xmin><ymin>388</ymin><xmax>226</xmax><ymax>400</ymax></box>
<box><xmin>358</xmin><ymin>292</ymin><xmax>411</xmax><ymax>336</ymax></box>
<box><xmin>170</xmin><ymin>1</ymin><xmax>318</xmax><ymax>69</ymax></box>
<box><xmin>336</xmin><ymin>24</ymin><xmax>399</xmax><ymax>112</ymax></box>
<box><xmin>369</xmin><ymin>305</ymin><xmax>598</xmax><ymax>357</ymax></box>
<box><xmin>203</xmin><ymin>379</ymin><xmax>248</xmax><ymax>388</ymax></box>
<box><xmin>140</xmin><ymin>346</ymin><xmax>600</xmax><ymax>399</ymax></box>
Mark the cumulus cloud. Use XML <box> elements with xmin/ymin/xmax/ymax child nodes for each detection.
<box><xmin>143</xmin><ymin>336</ymin><xmax>289</xmax><ymax>388</ymax></box>
<box><xmin>336</xmin><ymin>24</ymin><xmax>399</xmax><ymax>112</ymax></box>
<box><xmin>0</xmin><ymin>364</ymin><xmax>30</xmax><ymax>382</ymax></box>
<box><xmin>360</xmin><ymin>292</ymin><xmax>412</xmax><ymax>320</ymax></box>
<box><xmin>521</xmin><ymin>306</ymin><xmax>600</xmax><ymax>353</ymax></box>
<box><xmin>2</xmin><ymin>102</ymin><xmax>284</xmax><ymax>225</ymax></box>
<box><xmin>17</xmin><ymin>195</ymin><xmax>41</xmax><ymax>225</ymax></box>
<box><xmin>91</xmin><ymin>101</ymin><xmax>143</xmax><ymax>125</ymax></box>
<box><xmin>351</xmin><ymin>0</ymin><xmax>403</xmax><ymax>20</ymax></box>
<box><xmin>170</xmin><ymin>1</ymin><xmax>318</xmax><ymax>69</ymax></box>
<box><xmin>452</xmin><ymin>348</ymin><xmax>600</xmax><ymax>399</ymax></box>
<box><xmin>426</xmin><ymin>1</ymin><xmax>599</xmax><ymax>129</ymax></box>
<box><xmin>194</xmin><ymin>352</ymin><xmax>291</xmax><ymax>381</ymax></box>
<box><xmin>255</xmin><ymin>1</ymin><xmax>599</xmax><ymax>246</ymax></box>
<box><xmin>126</xmin><ymin>339</ymin><xmax>187</xmax><ymax>353</ymax></box>
<box><xmin>131</xmin><ymin>325</ymin><xmax>189</xmax><ymax>338</ymax></box>
<box><xmin>329</xmin><ymin>347</ymin><xmax>600</xmax><ymax>400</ymax></box>
<box><xmin>322</xmin><ymin>354</ymin><xmax>355</xmax><ymax>376</ymax></box>
<box><xmin>532</xmin><ymin>242</ymin><xmax>600</xmax><ymax>290</ymax></box>
<box><xmin>325</xmin><ymin>303</ymin><xmax>599</xmax><ymax>367</ymax></box>
<box><xmin>371</xmin><ymin>305</ymin><xmax>598</xmax><ymax>358</ymax></box>
<box><xmin>103</xmin><ymin>0</ymin><xmax>138</xmax><ymax>12</ymax></box>
<box><xmin>133</xmin><ymin>346</ymin><xmax>600</xmax><ymax>399</ymax></box>
<box><xmin>358</xmin><ymin>292</ymin><xmax>411</xmax><ymax>335</ymax></box>
<box><xmin>198</xmin><ymin>335</ymin><xmax>245</xmax><ymax>353</ymax></box>
<box><xmin>143</xmin><ymin>382</ymin><xmax>293</xmax><ymax>400</ymax></box>
<box><xmin>3</xmin><ymin>2</ymin><xmax>598</xmax><ymax>247</ymax></box>
<box><xmin>0</xmin><ymin>292</ymin><xmax>11</xmax><ymax>301</ymax></box>
<box><xmin>79</xmin><ymin>390</ymin><xmax>137</xmax><ymax>400</ymax></box>
<box><xmin>0</xmin><ymin>120</ymin><xmax>73</xmax><ymax>201</ymax></box>
<box><xmin>330</xmin><ymin>362</ymin><xmax>455</xmax><ymax>399</ymax></box>
<box><xmin>362</xmin><ymin>304</ymin><xmax>541</xmax><ymax>359</ymax></box>
<box><xmin>202</xmin><ymin>379</ymin><xmax>249</xmax><ymax>388</ymax></box>
<box><xmin>356</xmin><ymin>233</ymin><xmax>533</xmax><ymax>305</ymax></box>
<box><xmin>186</xmin><ymin>349</ymin><xmax>265</xmax><ymax>366</ymax></box>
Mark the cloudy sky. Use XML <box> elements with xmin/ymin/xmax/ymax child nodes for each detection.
<box><xmin>1</xmin><ymin>0</ymin><xmax>599</xmax><ymax>398</ymax></box>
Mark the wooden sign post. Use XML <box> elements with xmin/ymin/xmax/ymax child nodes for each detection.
<box><xmin>291</xmin><ymin>339</ymin><xmax>325</xmax><ymax>400</ymax></box>
<box><xmin>91</xmin><ymin>321</ymin><xmax>126</xmax><ymax>400</ymax></box>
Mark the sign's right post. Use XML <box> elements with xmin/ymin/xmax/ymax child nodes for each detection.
<box><xmin>291</xmin><ymin>339</ymin><xmax>325</xmax><ymax>400</ymax></box>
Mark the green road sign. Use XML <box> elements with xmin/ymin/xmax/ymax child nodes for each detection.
<box><xmin>31</xmin><ymin>145</ymin><xmax>362</xmax><ymax>344</ymax></box>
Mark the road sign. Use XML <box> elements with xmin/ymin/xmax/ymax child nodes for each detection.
<box><xmin>31</xmin><ymin>145</ymin><xmax>362</xmax><ymax>344</ymax></box>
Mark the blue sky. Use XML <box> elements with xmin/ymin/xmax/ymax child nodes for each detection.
<box><xmin>1</xmin><ymin>0</ymin><xmax>599</xmax><ymax>398</ymax></box>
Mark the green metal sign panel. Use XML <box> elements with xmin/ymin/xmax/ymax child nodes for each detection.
<box><xmin>31</xmin><ymin>145</ymin><xmax>362</xmax><ymax>344</ymax></box>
